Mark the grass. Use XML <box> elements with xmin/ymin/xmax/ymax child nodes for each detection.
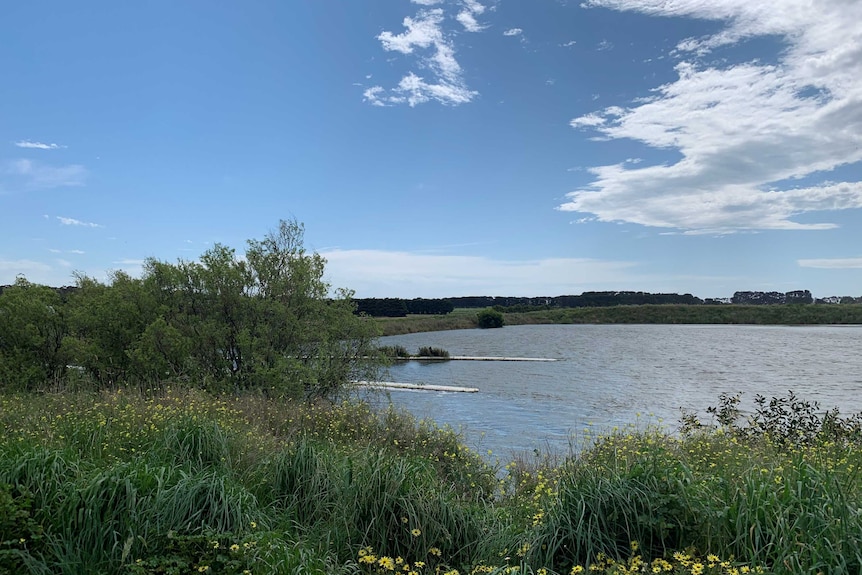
<box><xmin>2</xmin><ymin>389</ymin><xmax>861</xmax><ymax>574</ymax></box>
<box><xmin>376</xmin><ymin>304</ymin><xmax>862</xmax><ymax>336</ymax></box>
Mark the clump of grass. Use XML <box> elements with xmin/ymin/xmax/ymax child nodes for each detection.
<box><xmin>378</xmin><ymin>344</ymin><xmax>412</xmax><ymax>359</ymax></box>
<box><xmin>416</xmin><ymin>346</ymin><xmax>450</xmax><ymax>358</ymax></box>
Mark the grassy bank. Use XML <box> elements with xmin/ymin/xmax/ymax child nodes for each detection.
<box><xmin>378</xmin><ymin>305</ymin><xmax>862</xmax><ymax>336</ymax></box>
<box><xmin>3</xmin><ymin>388</ymin><xmax>862</xmax><ymax>574</ymax></box>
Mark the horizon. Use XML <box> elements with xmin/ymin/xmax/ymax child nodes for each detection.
<box><xmin>2</xmin><ymin>1</ymin><xmax>861</xmax><ymax>299</ymax></box>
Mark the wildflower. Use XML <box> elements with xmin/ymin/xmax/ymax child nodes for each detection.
<box><xmin>378</xmin><ymin>556</ymin><xmax>396</xmax><ymax>570</ymax></box>
<box><xmin>429</xmin><ymin>547</ymin><xmax>442</xmax><ymax>557</ymax></box>
<box><xmin>411</xmin><ymin>528</ymin><xmax>422</xmax><ymax>537</ymax></box>
<box><xmin>630</xmin><ymin>541</ymin><xmax>639</xmax><ymax>552</ymax></box>
<box><xmin>230</xmin><ymin>544</ymin><xmax>240</xmax><ymax>552</ymax></box>
<box><xmin>197</xmin><ymin>567</ymin><xmax>209</xmax><ymax>573</ymax></box>
<box><xmin>571</xmin><ymin>567</ymin><xmax>584</xmax><ymax>574</ymax></box>
<box><xmin>250</xmin><ymin>521</ymin><xmax>257</xmax><ymax>529</ymax></box>
<box><xmin>211</xmin><ymin>541</ymin><xmax>219</xmax><ymax>549</ymax></box>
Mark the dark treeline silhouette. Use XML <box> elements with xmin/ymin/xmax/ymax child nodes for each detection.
<box><xmin>349</xmin><ymin>290</ymin><xmax>859</xmax><ymax>317</ymax></box>
<box><xmin>354</xmin><ymin>298</ymin><xmax>455</xmax><ymax>317</ymax></box>
<box><xmin>732</xmin><ymin>290</ymin><xmax>813</xmax><ymax>305</ymax></box>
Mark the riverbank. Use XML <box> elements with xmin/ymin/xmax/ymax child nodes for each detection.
<box><xmin>2</xmin><ymin>388</ymin><xmax>860</xmax><ymax>574</ymax></box>
<box><xmin>377</xmin><ymin>304</ymin><xmax>862</xmax><ymax>335</ymax></box>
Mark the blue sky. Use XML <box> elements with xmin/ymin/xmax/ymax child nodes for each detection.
<box><xmin>2</xmin><ymin>0</ymin><xmax>861</xmax><ymax>299</ymax></box>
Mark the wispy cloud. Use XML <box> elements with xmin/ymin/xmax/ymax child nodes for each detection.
<box><xmin>559</xmin><ymin>0</ymin><xmax>862</xmax><ymax>233</ymax></box>
<box><xmin>503</xmin><ymin>28</ymin><xmax>522</xmax><ymax>36</ymax></box>
<box><xmin>365</xmin><ymin>3</ymin><xmax>484</xmax><ymax>107</ymax></box>
<box><xmin>0</xmin><ymin>259</ymin><xmax>52</xmax><ymax>278</ymax></box>
<box><xmin>321</xmin><ymin>248</ymin><xmax>647</xmax><ymax>297</ymax></box>
<box><xmin>0</xmin><ymin>159</ymin><xmax>86</xmax><ymax>192</ymax></box>
<box><xmin>57</xmin><ymin>216</ymin><xmax>102</xmax><ymax>228</ymax></box>
<box><xmin>15</xmin><ymin>140</ymin><xmax>66</xmax><ymax>150</ymax></box>
<box><xmin>798</xmin><ymin>258</ymin><xmax>862</xmax><ymax>269</ymax></box>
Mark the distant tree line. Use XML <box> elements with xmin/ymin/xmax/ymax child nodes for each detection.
<box><xmin>354</xmin><ymin>298</ymin><xmax>455</xmax><ymax>317</ymax></box>
<box><xmin>731</xmin><ymin>290</ymin><xmax>813</xmax><ymax>305</ymax></box>
<box><xmin>342</xmin><ymin>289</ymin><xmax>862</xmax><ymax>317</ymax></box>
<box><xmin>0</xmin><ymin>220</ymin><xmax>379</xmax><ymax>395</ymax></box>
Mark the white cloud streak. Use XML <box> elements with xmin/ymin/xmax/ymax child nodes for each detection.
<box><xmin>15</xmin><ymin>140</ymin><xmax>66</xmax><ymax>150</ymax></box>
<box><xmin>321</xmin><ymin>249</ymin><xmax>644</xmax><ymax>297</ymax></box>
<box><xmin>365</xmin><ymin>4</ymin><xmax>482</xmax><ymax>107</ymax></box>
<box><xmin>560</xmin><ymin>0</ymin><xmax>862</xmax><ymax>233</ymax></box>
<box><xmin>798</xmin><ymin>258</ymin><xmax>862</xmax><ymax>269</ymax></box>
<box><xmin>57</xmin><ymin>216</ymin><xmax>102</xmax><ymax>228</ymax></box>
<box><xmin>503</xmin><ymin>28</ymin><xmax>522</xmax><ymax>36</ymax></box>
<box><xmin>0</xmin><ymin>159</ymin><xmax>86</xmax><ymax>192</ymax></box>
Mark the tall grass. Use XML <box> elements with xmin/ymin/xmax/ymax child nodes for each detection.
<box><xmin>2</xmin><ymin>389</ymin><xmax>862</xmax><ymax>574</ymax></box>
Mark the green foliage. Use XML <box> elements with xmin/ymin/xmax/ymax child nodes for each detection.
<box><xmin>416</xmin><ymin>346</ymin><xmax>450</xmax><ymax>358</ymax></box>
<box><xmin>0</xmin><ymin>220</ymin><xmax>381</xmax><ymax>398</ymax></box>
<box><xmin>0</xmin><ymin>277</ymin><xmax>69</xmax><ymax>391</ymax></box>
<box><xmin>477</xmin><ymin>308</ymin><xmax>504</xmax><ymax>329</ymax></box>
<box><xmin>681</xmin><ymin>390</ymin><xmax>862</xmax><ymax>447</ymax></box>
<box><xmin>4</xmin><ymin>389</ymin><xmax>862</xmax><ymax>574</ymax></box>
<box><xmin>378</xmin><ymin>345</ymin><xmax>411</xmax><ymax>359</ymax></box>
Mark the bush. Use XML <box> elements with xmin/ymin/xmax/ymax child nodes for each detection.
<box><xmin>416</xmin><ymin>346</ymin><xmax>450</xmax><ymax>358</ymax></box>
<box><xmin>477</xmin><ymin>308</ymin><xmax>504</xmax><ymax>329</ymax></box>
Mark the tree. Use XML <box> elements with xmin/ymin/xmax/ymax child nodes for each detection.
<box><xmin>0</xmin><ymin>277</ymin><xmax>70</xmax><ymax>390</ymax></box>
<box><xmin>64</xmin><ymin>271</ymin><xmax>157</xmax><ymax>388</ymax></box>
<box><xmin>137</xmin><ymin>219</ymin><xmax>381</xmax><ymax>397</ymax></box>
<box><xmin>477</xmin><ymin>307</ymin><xmax>504</xmax><ymax>329</ymax></box>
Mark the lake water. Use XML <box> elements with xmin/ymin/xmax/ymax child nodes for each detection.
<box><xmin>371</xmin><ymin>324</ymin><xmax>862</xmax><ymax>458</ymax></box>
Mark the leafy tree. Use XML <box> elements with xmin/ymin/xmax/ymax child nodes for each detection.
<box><xmin>0</xmin><ymin>277</ymin><xmax>69</xmax><ymax>390</ymax></box>
<box><xmin>477</xmin><ymin>307</ymin><xmax>504</xmax><ymax>329</ymax></box>
<box><xmin>136</xmin><ymin>219</ymin><xmax>381</xmax><ymax>397</ymax></box>
<box><xmin>64</xmin><ymin>271</ymin><xmax>157</xmax><ymax>388</ymax></box>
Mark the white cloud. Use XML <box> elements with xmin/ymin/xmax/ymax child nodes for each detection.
<box><xmin>321</xmin><ymin>248</ymin><xmax>644</xmax><ymax>297</ymax></box>
<box><xmin>0</xmin><ymin>159</ymin><xmax>86</xmax><ymax>192</ymax></box>
<box><xmin>798</xmin><ymin>258</ymin><xmax>862</xmax><ymax>269</ymax></box>
<box><xmin>368</xmin><ymin>7</ymin><xmax>478</xmax><ymax>107</ymax></box>
<box><xmin>503</xmin><ymin>28</ymin><xmax>522</xmax><ymax>36</ymax></box>
<box><xmin>560</xmin><ymin>0</ymin><xmax>862</xmax><ymax>233</ymax></box>
<box><xmin>561</xmin><ymin>40</ymin><xmax>577</xmax><ymax>47</ymax></box>
<box><xmin>57</xmin><ymin>216</ymin><xmax>102</xmax><ymax>228</ymax></box>
<box><xmin>456</xmin><ymin>11</ymin><xmax>483</xmax><ymax>32</ymax></box>
<box><xmin>457</xmin><ymin>0</ymin><xmax>486</xmax><ymax>32</ymax></box>
<box><xmin>15</xmin><ymin>140</ymin><xmax>66</xmax><ymax>150</ymax></box>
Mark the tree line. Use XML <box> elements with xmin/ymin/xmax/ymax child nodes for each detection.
<box><xmin>0</xmin><ymin>220</ymin><xmax>379</xmax><ymax>395</ymax></box>
<box><xmin>352</xmin><ymin>290</ymin><xmax>832</xmax><ymax>317</ymax></box>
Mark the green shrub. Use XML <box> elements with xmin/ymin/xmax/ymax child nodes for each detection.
<box><xmin>477</xmin><ymin>308</ymin><xmax>504</xmax><ymax>329</ymax></box>
<box><xmin>416</xmin><ymin>346</ymin><xmax>450</xmax><ymax>358</ymax></box>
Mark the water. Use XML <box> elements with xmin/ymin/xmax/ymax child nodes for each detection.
<box><xmin>370</xmin><ymin>324</ymin><xmax>862</xmax><ymax>458</ymax></box>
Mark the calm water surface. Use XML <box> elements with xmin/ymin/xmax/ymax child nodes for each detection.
<box><xmin>372</xmin><ymin>324</ymin><xmax>862</xmax><ymax>457</ymax></box>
